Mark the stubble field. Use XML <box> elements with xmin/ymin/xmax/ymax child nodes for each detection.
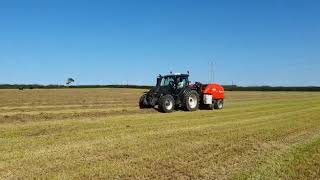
<box><xmin>0</xmin><ymin>88</ymin><xmax>320</xmax><ymax>179</ymax></box>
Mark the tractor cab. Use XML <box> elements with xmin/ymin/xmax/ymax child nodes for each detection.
<box><xmin>156</xmin><ymin>74</ymin><xmax>190</xmax><ymax>89</ymax></box>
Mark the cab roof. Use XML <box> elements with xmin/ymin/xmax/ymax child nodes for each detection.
<box><xmin>160</xmin><ymin>74</ymin><xmax>189</xmax><ymax>78</ymax></box>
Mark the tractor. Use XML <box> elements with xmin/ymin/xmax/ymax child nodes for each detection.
<box><xmin>139</xmin><ymin>73</ymin><xmax>224</xmax><ymax>113</ymax></box>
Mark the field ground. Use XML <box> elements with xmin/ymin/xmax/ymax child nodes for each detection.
<box><xmin>0</xmin><ymin>89</ymin><xmax>320</xmax><ymax>179</ymax></box>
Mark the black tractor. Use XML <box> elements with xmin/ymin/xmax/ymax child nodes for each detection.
<box><xmin>139</xmin><ymin>73</ymin><xmax>200</xmax><ymax>113</ymax></box>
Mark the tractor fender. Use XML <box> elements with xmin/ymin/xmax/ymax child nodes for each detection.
<box><xmin>178</xmin><ymin>87</ymin><xmax>193</xmax><ymax>102</ymax></box>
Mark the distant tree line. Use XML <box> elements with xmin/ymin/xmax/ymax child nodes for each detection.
<box><xmin>0</xmin><ymin>84</ymin><xmax>319</xmax><ymax>91</ymax></box>
<box><xmin>223</xmin><ymin>85</ymin><xmax>320</xmax><ymax>91</ymax></box>
<box><xmin>0</xmin><ymin>84</ymin><xmax>152</xmax><ymax>90</ymax></box>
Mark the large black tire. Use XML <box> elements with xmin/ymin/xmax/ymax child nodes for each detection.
<box><xmin>159</xmin><ymin>95</ymin><xmax>175</xmax><ymax>113</ymax></box>
<box><xmin>214</xmin><ymin>99</ymin><xmax>224</xmax><ymax>109</ymax></box>
<box><xmin>139</xmin><ymin>94</ymin><xmax>148</xmax><ymax>109</ymax></box>
<box><xmin>183</xmin><ymin>90</ymin><xmax>199</xmax><ymax>111</ymax></box>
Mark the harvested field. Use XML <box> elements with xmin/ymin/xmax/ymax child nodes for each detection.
<box><xmin>0</xmin><ymin>88</ymin><xmax>320</xmax><ymax>179</ymax></box>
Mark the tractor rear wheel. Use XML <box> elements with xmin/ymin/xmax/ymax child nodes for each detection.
<box><xmin>159</xmin><ymin>95</ymin><xmax>175</xmax><ymax>113</ymax></box>
<box><xmin>214</xmin><ymin>99</ymin><xmax>224</xmax><ymax>109</ymax></box>
<box><xmin>183</xmin><ymin>90</ymin><xmax>199</xmax><ymax>111</ymax></box>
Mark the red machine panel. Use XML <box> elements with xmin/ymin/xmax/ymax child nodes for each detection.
<box><xmin>202</xmin><ymin>84</ymin><xmax>225</xmax><ymax>99</ymax></box>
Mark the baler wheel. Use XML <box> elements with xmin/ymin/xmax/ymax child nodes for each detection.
<box><xmin>214</xmin><ymin>99</ymin><xmax>224</xmax><ymax>109</ymax></box>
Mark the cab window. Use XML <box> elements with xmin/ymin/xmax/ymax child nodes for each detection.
<box><xmin>161</xmin><ymin>77</ymin><xmax>174</xmax><ymax>86</ymax></box>
<box><xmin>177</xmin><ymin>78</ymin><xmax>188</xmax><ymax>88</ymax></box>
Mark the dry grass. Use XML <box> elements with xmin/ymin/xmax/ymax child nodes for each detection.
<box><xmin>0</xmin><ymin>89</ymin><xmax>320</xmax><ymax>179</ymax></box>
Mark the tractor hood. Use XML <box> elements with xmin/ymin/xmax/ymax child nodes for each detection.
<box><xmin>147</xmin><ymin>85</ymin><xmax>172</xmax><ymax>97</ymax></box>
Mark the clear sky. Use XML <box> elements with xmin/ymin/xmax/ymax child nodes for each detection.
<box><xmin>0</xmin><ymin>0</ymin><xmax>319</xmax><ymax>86</ymax></box>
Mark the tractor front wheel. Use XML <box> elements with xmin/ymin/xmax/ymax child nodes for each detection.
<box><xmin>159</xmin><ymin>95</ymin><xmax>175</xmax><ymax>113</ymax></box>
<box><xmin>139</xmin><ymin>94</ymin><xmax>149</xmax><ymax>109</ymax></box>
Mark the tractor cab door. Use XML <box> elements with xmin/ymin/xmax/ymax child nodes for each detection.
<box><xmin>175</xmin><ymin>76</ymin><xmax>189</xmax><ymax>94</ymax></box>
<box><xmin>159</xmin><ymin>77</ymin><xmax>175</xmax><ymax>95</ymax></box>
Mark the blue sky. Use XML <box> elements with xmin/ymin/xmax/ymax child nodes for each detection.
<box><xmin>0</xmin><ymin>0</ymin><xmax>319</xmax><ymax>86</ymax></box>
